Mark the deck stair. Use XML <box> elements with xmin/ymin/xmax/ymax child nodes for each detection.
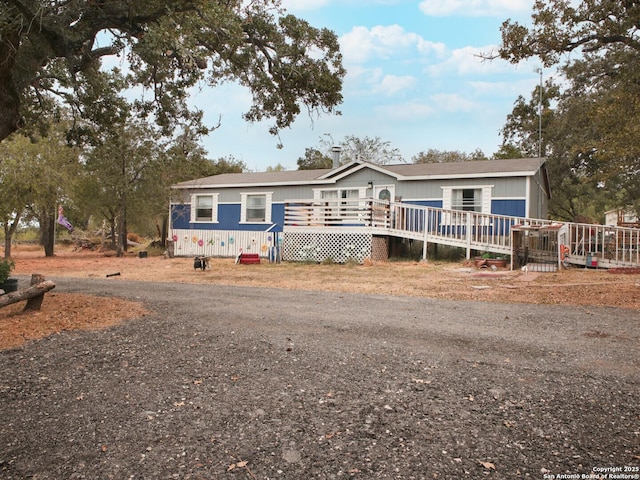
<box><xmin>284</xmin><ymin>198</ymin><xmax>640</xmax><ymax>269</ymax></box>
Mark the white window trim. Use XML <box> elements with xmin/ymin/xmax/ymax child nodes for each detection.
<box><xmin>313</xmin><ymin>187</ymin><xmax>369</xmax><ymax>199</ymax></box>
<box><xmin>442</xmin><ymin>185</ymin><xmax>493</xmax><ymax>213</ymax></box>
<box><xmin>441</xmin><ymin>185</ymin><xmax>493</xmax><ymax>225</ymax></box>
<box><xmin>240</xmin><ymin>192</ymin><xmax>273</xmax><ymax>224</ymax></box>
<box><xmin>190</xmin><ymin>193</ymin><xmax>219</xmax><ymax>223</ymax></box>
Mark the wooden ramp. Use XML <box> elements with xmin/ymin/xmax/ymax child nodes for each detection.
<box><xmin>284</xmin><ymin>199</ymin><xmax>640</xmax><ymax>269</ymax></box>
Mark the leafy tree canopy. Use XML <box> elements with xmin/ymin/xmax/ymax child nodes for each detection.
<box><xmin>296</xmin><ymin>147</ymin><xmax>332</xmax><ymax>170</ymax></box>
<box><xmin>338</xmin><ymin>135</ymin><xmax>404</xmax><ymax>165</ymax></box>
<box><xmin>495</xmin><ymin>0</ymin><xmax>640</xmax><ymax>66</ymax></box>
<box><xmin>412</xmin><ymin>148</ymin><xmax>487</xmax><ymax>163</ymax></box>
<box><xmin>0</xmin><ymin>0</ymin><xmax>345</xmax><ymax>144</ymax></box>
<box><xmin>493</xmin><ymin>0</ymin><xmax>640</xmax><ymax>214</ymax></box>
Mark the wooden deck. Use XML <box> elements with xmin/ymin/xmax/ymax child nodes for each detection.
<box><xmin>284</xmin><ymin>198</ymin><xmax>640</xmax><ymax>268</ymax></box>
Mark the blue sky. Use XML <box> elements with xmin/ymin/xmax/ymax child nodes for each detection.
<box><xmin>191</xmin><ymin>0</ymin><xmax>545</xmax><ymax>171</ymax></box>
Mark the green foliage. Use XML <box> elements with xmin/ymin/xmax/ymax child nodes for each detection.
<box><xmin>412</xmin><ymin>148</ymin><xmax>487</xmax><ymax>163</ymax></box>
<box><xmin>297</xmin><ymin>147</ymin><xmax>332</xmax><ymax>170</ymax></box>
<box><xmin>0</xmin><ymin>258</ymin><xmax>15</xmax><ymax>282</ymax></box>
<box><xmin>0</xmin><ymin>123</ymin><xmax>81</xmax><ymax>256</ymax></box>
<box><xmin>492</xmin><ymin>144</ymin><xmax>524</xmax><ymax>160</ymax></box>
<box><xmin>266</xmin><ymin>163</ymin><xmax>286</xmax><ymax>172</ymax></box>
<box><xmin>337</xmin><ymin>135</ymin><xmax>404</xmax><ymax>165</ymax></box>
<box><xmin>0</xmin><ymin>0</ymin><xmax>345</xmax><ymax>144</ymax></box>
<box><xmin>496</xmin><ymin>0</ymin><xmax>640</xmax><ymax>67</ymax></box>
<box><xmin>499</xmin><ymin>79</ymin><xmax>560</xmax><ymax>159</ymax></box>
<box><xmin>494</xmin><ymin>0</ymin><xmax>640</xmax><ymax>217</ymax></box>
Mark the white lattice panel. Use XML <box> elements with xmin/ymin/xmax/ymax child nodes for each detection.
<box><xmin>282</xmin><ymin>232</ymin><xmax>372</xmax><ymax>263</ymax></box>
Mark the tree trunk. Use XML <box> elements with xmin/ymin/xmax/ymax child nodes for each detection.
<box><xmin>41</xmin><ymin>211</ymin><xmax>56</xmax><ymax>257</ymax></box>
<box><xmin>0</xmin><ymin>280</ymin><xmax>55</xmax><ymax>309</ymax></box>
<box><xmin>0</xmin><ymin>29</ymin><xmax>22</xmax><ymax>143</ymax></box>
<box><xmin>161</xmin><ymin>216</ymin><xmax>168</xmax><ymax>248</ymax></box>
<box><xmin>3</xmin><ymin>223</ymin><xmax>12</xmax><ymax>259</ymax></box>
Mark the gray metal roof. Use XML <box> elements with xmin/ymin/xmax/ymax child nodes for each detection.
<box><xmin>383</xmin><ymin>157</ymin><xmax>545</xmax><ymax>177</ymax></box>
<box><xmin>173</xmin><ymin>158</ymin><xmax>546</xmax><ymax>189</ymax></box>
<box><xmin>173</xmin><ymin>168</ymin><xmax>332</xmax><ymax>188</ymax></box>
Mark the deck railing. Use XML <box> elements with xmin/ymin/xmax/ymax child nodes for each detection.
<box><xmin>285</xmin><ymin>199</ymin><xmax>553</xmax><ymax>257</ymax></box>
<box><xmin>567</xmin><ymin>222</ymin><xmax>640</xmax><ymax>267</ymax></box>
<box><xmin>284</xmin><ymin>198</ymin><xmax>640</xmax><ymax>267</ymax></box>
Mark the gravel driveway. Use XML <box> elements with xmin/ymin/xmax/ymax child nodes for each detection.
<box><xmin>1</xmin><ymin>279</ymin><xmax>638</xmax><ymax>479</ymax></box>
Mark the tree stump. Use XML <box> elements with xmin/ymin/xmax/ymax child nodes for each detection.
<box><xmin>24</xmin><ymin>274</ymin><xmax>47</xmax><ymax>311</ymax></box>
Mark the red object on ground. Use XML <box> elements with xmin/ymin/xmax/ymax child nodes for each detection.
<box><xmin>239</xmin><ymin>253</ymin><xmax>261</xmax><ymax>265</ymax></box>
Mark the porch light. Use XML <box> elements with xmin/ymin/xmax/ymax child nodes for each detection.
<box><xmin>367</xmin><ymin>181</ymin><xmax>373</xmax><ymax>189</ymax></box>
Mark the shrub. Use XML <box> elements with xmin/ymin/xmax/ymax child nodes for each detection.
<box><xmin>0</xmin><ymin>259</ymin><xmax>15</xmax><ymax>283</ymax></box>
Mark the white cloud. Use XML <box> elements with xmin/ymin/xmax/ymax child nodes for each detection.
<box><xmin>427</xmin><ymin>45</ymin><xmax>513</xmax><ymax>77</ymax></box>
<box><xmin>375</xmin><ymin>75</ymin><xmax>417</xmax><ymax>96</ymax></box>
<box><xmin>340</xmin><ymin>25</ymin><xmax>446</xmax><ymax>64</ymax></box>
<box><xmin>376</xmin><ymin>101</ymin><xmax>435</xmax><ymax>120</ymax></box>
<box><xmin>419</xmin><ymin>0</ymin><xmax>531</xmax><ymax>17</ymax></box>
<box><xmin>430</xmin><ymin>93</ymin><xmax>476</xmax><ymax>112</ymax></box>
<box><xmin>280</xmin><ymin>0</ymin><xmax>329</xmax><ymax>11</ymax></box>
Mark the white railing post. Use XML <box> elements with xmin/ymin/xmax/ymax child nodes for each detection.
<box><xmin>466</xmin><ymin>213</ymin><xmax>472</xmax><ymax>259</ymax></box>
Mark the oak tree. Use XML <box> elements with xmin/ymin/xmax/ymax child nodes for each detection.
<box><xmin>495</xmin><ymin>0</ymin><xmax>640</xmax><ymax>213</ymax></box>
<box><xmin>0</xmin><ymin>0</ymin><xmax>344</xmax><ymax>144</ymax></box>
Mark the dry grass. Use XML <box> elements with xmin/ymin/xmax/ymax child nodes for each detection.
<box><xmin>2</xmin><ymin>243</ymin><xmax>639</xmax><ymax>349</ymax></box>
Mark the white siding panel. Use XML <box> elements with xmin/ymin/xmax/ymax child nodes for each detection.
<box><xmin>171</xmin><ymin>229</ymin><xmax>278</xmax><ymax>257</ymax></box>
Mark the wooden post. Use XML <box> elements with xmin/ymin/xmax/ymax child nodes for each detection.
<box><xmin>24</xmin><ymin>274</ymin><xmax>47</xmax><ymax>311</ymax></box>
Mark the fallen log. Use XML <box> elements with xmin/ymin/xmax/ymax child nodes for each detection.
<box><xmin>0</xmin><ymin>280</ymin><xmax>56</xmax><ymax>309</ymax></box>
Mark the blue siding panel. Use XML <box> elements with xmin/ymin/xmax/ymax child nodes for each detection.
<box><xmin>170</xmin><ymin>203</ymin><xmax>284</xmax><ymax>233</ymax></box>
<box><xmin>492</xmin><ymin>199</ymin><xmax>525</xmax><ymax>218</ymax></box>
<box><xmin>404</xmin><ymin>200</ymin><xmax>443</xmax><ymax>208</ymax></box>
<box><xmin>171</xmin><ymin>205</ymin><xmax>191</xmax><ymax>229</ymax></box>
<box><xmin>217</xmin><ymin>204</ymin><xmax>242</xmax><ymax>229</ymax></box>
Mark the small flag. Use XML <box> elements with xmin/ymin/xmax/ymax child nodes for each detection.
<box><xmin>57</xmin><ymin>206</ymin><xmax>74</xmax><ymax>232</ymax></box>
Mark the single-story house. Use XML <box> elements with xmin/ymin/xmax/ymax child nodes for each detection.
<box><xmin>605</xmin><ymin>208</ymin><xmax>639</xmax><ymax>227</ymax></box>
<box><xmin>169</xmin><ymin>157</ymin><xmax>550</xmax><ymax>261</ymax></box>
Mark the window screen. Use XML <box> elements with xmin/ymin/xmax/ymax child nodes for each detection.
<box><xmin>246</xmin><ymin>194</ymin><xmax>266</xmax><ymax>222</ymax></box>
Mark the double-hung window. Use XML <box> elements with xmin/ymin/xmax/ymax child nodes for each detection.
<box><xmin>443</xmin><ymin>186</ymin><xmax>492</xmax><ymax>214</ymax></box>
<box><xmin>240</xmin><ymin>193</ymin><xmax>272</xmax><ymax>224</ymax></box>
<box><xmin>441</xmin><ymin>186</ymin><xmax>493</xmax><ymax>225</ymax></box>
<box><xmin>190</xmin><ymin>194</ymin><xmax>218</xmax><ymax>223</ymax></box>
<box><xmin>452</xmin><ymin>188</ymin><xmax>482</xmax><ymax>212</ymax></box>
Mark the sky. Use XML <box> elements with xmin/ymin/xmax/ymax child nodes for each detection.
<box><xmin>190</xmin><ymin>0</ymin><xmax>546</xmax><ymax>171</ymax></box>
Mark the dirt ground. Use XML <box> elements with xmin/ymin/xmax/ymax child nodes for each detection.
<box><xmin>1</xmin><ymin>244</ymin><xmax>639</xmax><ymax>349</ymax></box>
<box><xmin>1</xmin><ymin>245</ymin><xmax>639</xmax><ymax>479</ymax></box>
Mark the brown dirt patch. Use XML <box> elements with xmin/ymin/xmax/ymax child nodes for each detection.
<box><xmin>2</xmin><ymin>244</ymin><xmax>639</xmax><ymax>349</ymax></box>
<box><xmin>0</xmin><ymin>293</ymin><xmax>148</xmax><ymax>350</ymax></box>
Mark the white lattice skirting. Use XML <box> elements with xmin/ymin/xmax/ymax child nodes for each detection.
<box><xmin>282</xmin><ymin>232</ymin><xmax>389</xmax><ymax>263</ymax></box>
<box><xmin>170</xmin><ymin>229</ymin><xmax>390</xmax><ymax>264</ymax></box>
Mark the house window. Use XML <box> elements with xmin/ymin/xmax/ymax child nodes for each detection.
<box><xmin>341</xmin><ymin>189</ymin><xmax>360</xmax><ymax>204</ymax></box>
<box><xmin>190</xmin><ymin>194</ymin><xmax>218</xmax><ymax>223</ymax></box>
<box><xmin>452</xmin><ymin>188</ymin><xmax>482</xmax><ymax>212</ymax></box>
<box><xmin>241</xmin><ymin>193</ymin><xmax>273</xmax><ymax>223</ymax></box>
<box><xmin>318</xmin><ymin>189</ymin><xmax>362</xmax><ymax>217</ymax></box>
<box><xmin>378</xmin><ymin>188</ymin><xmax>391</xmax><ymax>201</ymax></box>
<box><xmin>247</xmin><ymin>195</ymin><xmax>266</xmax><ymax>222</ymax></box>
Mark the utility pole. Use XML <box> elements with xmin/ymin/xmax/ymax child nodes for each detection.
<box><xmin>535</xmin><ymin>67</ymin><xmax>543</xmax><ymax>158</ymax></box>
<box><xmin>535</xmin><ymin>67</ymin><xmax>543</xmax><ymax>218</ymax></box>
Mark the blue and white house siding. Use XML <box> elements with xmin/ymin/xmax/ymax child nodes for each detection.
<box><xmin>170</xmin><ymin>201</ymin><xmax>283</xmax><ymax>258</ymax></box>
